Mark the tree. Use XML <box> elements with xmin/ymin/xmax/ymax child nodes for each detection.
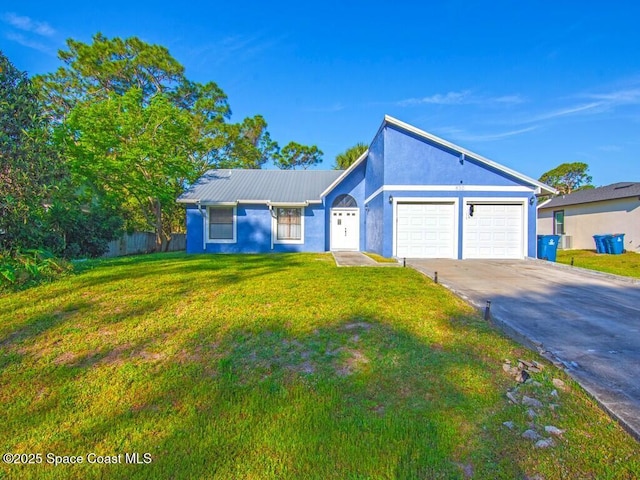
<box><xmin>0</xmin><ymin>51</ymin><xmax>66</xmax><ymax>251</ymax></box>
<box><xmin>539</xmin><ymin>162</ymin><xmax>594</xmax><ymax>195</ymax></box>
<box><xmin>36</xmin><ymin>34</ymin><xmax>281</xmax><ymax>250</ymax></box>
<box><xmin>275</xmin><ymin>142</ymin><xmax>323</xmax><ymax>170</ymax></box>
<box><xmin>334</xmin><ymin>142</ymin><xmax>367</xmax><ymax>170</ymax></box>
<box><xmin>60</xmin><ymin>88</ymin><xmax>196</xmax><ymax>250</ymax></box>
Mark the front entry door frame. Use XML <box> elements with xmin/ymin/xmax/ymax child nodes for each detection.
<box><xmin>330</xmin><ymin>208</ymin><xmax>360</xmax><ymax>251</ymax></box>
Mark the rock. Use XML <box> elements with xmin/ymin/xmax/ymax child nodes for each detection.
<box><xmin>519</xmin><ymin>359</ymin><xmax>534</xmax><ymax>368</ymax></box>
<box><xmin>503</xmin><ymin>421</ymin><xmax>515</xmax><ymax>429</ymax></box>
<box><xmin>506</xmin><ymin>391</ymin><xmax>519</xmax><ymax>404</ymax></box>
<box><xmin>531</xmin><ymin>381</ymin><xmax>543</xmax><ymax>387</ymax></box>
<box><xmin>522</xmin><ymin>429</ymin><xmax>540</xmax><ymax>440</ymax></box>
<box><xmin>550</xmin><ymin>389</ymin><xmax>559</xmax><ymax>397</ymax></box>
<box><xmin>527</xmin><ymin>408</ymin><xmax>537</xmax><ymax>418</ymax></box>
<box><xmin>522</xmin><ymin>396</ymin><xmax>543</xmax><ymax>408</ymax></box>
<box><xmin>515</xmin><ymin>369</ymin><xmax>530</xmax><ymax>383</ymax></box>
<box><xmin>569</xmin><ymin>361</ymin><xmax>579</xmax><ymax>369</ymax></box>
<box><xmin>535</xmin><ymin>438</ymin><xmax>555</xmax><ymax>448</ymax></box>
<box><xmin>502</xmin><ymin>362</ymin><xmax>512</xmax><ymax>372</ymax></box>
<box><xmin>544</xmin><ymin>425</ymin><xmax>565</xmax><ymax>436</ymax></box>
<box><xmin>552</xmin><ymin>378</ymin><xmax>567</xmax><ymax>390</ymax></box>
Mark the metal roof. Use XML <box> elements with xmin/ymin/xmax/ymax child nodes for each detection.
<box><xmin>177</xmin><ymin>169</ymin><xmax>344</xmax><ymax>204</ymax></box>
<box><xmin>539</xmin><ymin>182</ymin><xmax>640</xmax><ymax>209</ymax></box>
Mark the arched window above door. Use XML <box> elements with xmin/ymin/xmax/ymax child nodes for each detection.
<box><xmin>332</xmin><ymin>194</ymin><xmax>357</xmax><ymax>208</ymax></box>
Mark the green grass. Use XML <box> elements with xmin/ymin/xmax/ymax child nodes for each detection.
<box><xmin>557</xmin><ymin>249</ymin><xmax>640</xmax><ymax>278</ymax></box>
<box><xmin>0</xmin><ymin>253</ymin><xmax>638</xmax><ymax>479</ymax></box>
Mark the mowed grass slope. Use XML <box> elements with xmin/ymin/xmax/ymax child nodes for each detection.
<box><xmin>0</xmin><ymin>253</ymin><xmax>638</xmax><ymax>479</ymax></box>
<box><xmin>557</xmin><ymin>249</ymin><xmax>640</xmax><ymax>278</ymax></box>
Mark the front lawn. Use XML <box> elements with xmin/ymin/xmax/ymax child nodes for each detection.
<box><xmin>0</xmin><ymin>253</ymin><xmax>638</xmax><ymax>479</ymax></box>
<box><xmin>557</xmin><ymin>249</ymin><xmax>640</xmax><ymax>278</ymax></box>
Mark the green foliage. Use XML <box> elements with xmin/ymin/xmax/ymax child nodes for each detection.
<box><xmin>48</xmin><ymin>201</ymin><xmax>123</xmax><ymax>258</ymax></box>
<box><xmin>334</xmin><ymin>142</ymin><xmax>367</xmax><ymax>169</ymax></box>
<box><xmin>0</xmin><ymin>51</ymin><xmax>66</xmax><ymax>252</ymax></box>
<box><xmin>0</xmin><ymin>248</ymin><xmax>71</xmax><ymax>290</ymax></box>
<box><xmin>36</xmin><ymin>34</ymin><xmax>289</xmax><ymax>250</ymax></box>
<box><xmin>539</xmin><ymin>162</ymin><xmax>593</xmax><ymax>195</ymax></box>
<box><xmin>275</xmin><ymin>141</ymin><xmax>323</xmax><ymax>170</ymax></box>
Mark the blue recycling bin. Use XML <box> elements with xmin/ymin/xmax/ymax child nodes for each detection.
<box><xmin>537</xmin><ymin>235</ymin><xmax>560</xmax><ymax>262</ymax></box>
<box><xmin>609</xmin><ymin>234</ymin><xmax>625</xmax><ymax>255</ymax></box>
<box><xmin>593</xmin><ymin>235</ymin><xmax>607</xmax><ymax>253</ymax></box>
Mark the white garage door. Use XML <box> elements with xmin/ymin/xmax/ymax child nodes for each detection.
<box><xmin>396</xmin><ymin>203</ymin><xmax>456</xmax><ymax>258</ymax></box>
<box><xmin>464</xmin><ymin>204</ymin><xmax>523</xmax><ymax>259</ymax></box>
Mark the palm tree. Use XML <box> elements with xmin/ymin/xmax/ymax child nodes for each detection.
<box><xmin>334</xmin><ymin>142</ymin><xmax>367</xmax><ymax>170</ymax></box>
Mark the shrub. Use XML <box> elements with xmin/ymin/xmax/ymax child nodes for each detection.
<box><xmin>0</xmin><ymin>248</ymin><xmax>71</xmax><ymax>291</ymax></box>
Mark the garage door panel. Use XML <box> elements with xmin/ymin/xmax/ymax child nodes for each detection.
<box><xmin>396</xmin><ymin>203</ymin><xmax>456</xmax><ymax>258</ymax></box>
<box><xmin>464</xmin><ymin>204</ymin><xmax>523</xmax><ymax>259</ymax></box>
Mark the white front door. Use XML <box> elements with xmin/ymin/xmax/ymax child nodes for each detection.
<box><xmin>331</xmin><ymin>209</ymin><xmax>359</xmax><ymax>251</ymax></box>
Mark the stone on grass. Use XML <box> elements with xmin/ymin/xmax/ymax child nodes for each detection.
<box><xmin>544</xmin><ymin>425</ymin><xmax>565</xmax><ymax>436</ymax></box>
<box><xmin>522</xmin><ymin>396</ymin><xmax>543</xmax><ymax>408</ymax></box>
<box><xmin>552</xmin><ymin>378</ymin><xmax>567</xmax><ymax>390</ymax></box>
<box><xmin>515</xmin><ymin>369</ymin><xmax>530</xmax><ymax>383</ymax></box>
<box><xmin>522</xmin><ymin>429</ymin><xmax>540</xmax><ymax>440</ymax></box>
<box><xmin>506</xmin><ymin>391</ymin><xmax>519</xmax><ymax>404</ymax></box>
<box><xmin>550</xmin><ymin>389</ymin><xmax>559</xmax><ymax>397</ymax></box>
<box><xmin>503</xmin><ymin>421</ymin><xmax>515</xmax><ymax>429</ymax></box>
<box><xmin>527</xmin><ymin>408</ymin><xmax>537</xmax><ymax>418</ymax></box>
<box><xmin>535</xmin><ymin>438</ymin><xmax>555</xmax><ymax>448</ymax></box>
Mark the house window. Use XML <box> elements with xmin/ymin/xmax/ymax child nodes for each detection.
<box><xmin>208</xmin><ymin>206</ymin><xmax>236</xmax><ymax>242</ymax></box>
<box><xmin>553</xmin><ymin>210</ymin><xmax>565</xmax><ymax>235</ymax></box>
<box><xmin>275</xmin><ymin>207</ymin><xmax>303</xmax><ymax>243</ymax></box>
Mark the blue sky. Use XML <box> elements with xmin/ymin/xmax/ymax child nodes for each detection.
<box><xmin>3</xmin><ymin>1</ymin><xmax>640</xmax><ymax>185</ymax></box>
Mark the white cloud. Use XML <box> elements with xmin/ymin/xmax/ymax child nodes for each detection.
<box><xmin>584</xmin><ymin>88</ymin><xmax>640</xmax><ymax>105</ymax></box>
<box><xmin>5</xmin><ymin>31</ymin><xmax>54</xmax><ymax>54</ymax></box>
<box><xmin>437</xmin><ymin>125</ymin><xmax>539</xmax><ymax>142</ymax></box>
<box><xmin>2</xmin><ymin>12</ymin><xmax>55</xmax><ymax>36</ymax></box>
<box><xmin>529</xmin><ymin>102</ymin><xmax>606</xmax><ymax>122</ymax></box>
<box><xmin>397</xmin><ymin>90</ymin><xmax>471</xmax><ymax>106</ymax></box>
<box><xmin>396</xmin><ymin>91</ymin><xmax>525</xmax><ymax>107</ymax></box>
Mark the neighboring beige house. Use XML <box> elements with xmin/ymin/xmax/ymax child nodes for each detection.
<box><xmin>537</xmin><ymin>182</ymin><xmax>640</xmax><ymax>252</ymax></box>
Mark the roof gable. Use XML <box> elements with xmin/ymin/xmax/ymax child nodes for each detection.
<box><xmin>322</xmin><ymin>115</ymin><xmax>556</xmax><ymax>197</ymax></box>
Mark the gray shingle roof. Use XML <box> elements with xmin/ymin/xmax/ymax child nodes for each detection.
<box><xmin>178</xmin><ymin>169</ymin><xmax>344</xmax><ymax>204</ymax></box>
<box><xmin>540</xmin><ymin>182</ymin><xmax>640</xmax><ymax>208</ymax></box>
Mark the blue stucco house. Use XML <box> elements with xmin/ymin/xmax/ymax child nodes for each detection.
<box><xmin>178</xmin><ymin>116</ymin><xmax>555</xmax><ymax>259</ymax></box>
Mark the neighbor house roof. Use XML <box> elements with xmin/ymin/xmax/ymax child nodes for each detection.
<box><xmin>177</xmin><ymin>169</ymin><xmax>344</xmax><ymax>205</ymax></box>
<box><xmin>539</xmin><ymin>182</ymin><xmax>640</xmax><ymax>209</ymax></box>
<box><xmin>322</xmin><ymin>115</ymin><xmax>557</xmax><ymax>197</ymax></box>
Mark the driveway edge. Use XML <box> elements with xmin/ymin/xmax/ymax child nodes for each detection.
<box><xmin>409</xmin><ymin>262</ymin><xmax>640</xmax><ymax>443</ymax></box>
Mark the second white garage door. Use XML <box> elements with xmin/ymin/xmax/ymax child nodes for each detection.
<box><xmin>396</xmin><ymin>202</ymin><xmax>456</xmax><ymax>258</ymax></box>
<box><xmin>463</xmin><ymin>203</ymin><xmax>524</xmax><ymax>259</ymax></box>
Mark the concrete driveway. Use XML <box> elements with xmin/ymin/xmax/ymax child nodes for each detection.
<box><xmin>408</xmin><ymin>258</ymin><xmax>640</xmax><ymax>440</ymax></box>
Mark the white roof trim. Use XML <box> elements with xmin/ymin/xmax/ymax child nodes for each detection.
<box><xmin>383</xmin><ymin>115</ymin><xmax>557</xmax><ymax>196</ymax></box>
<box><xmin>320</xmin><ymin>150</ymin><xmax>369</xmax><ymax>198</ymax></box>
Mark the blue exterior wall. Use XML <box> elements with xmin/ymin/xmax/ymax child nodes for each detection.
<box><xmin>383</xmin><ymin>125</ymin><xmax>524</xmax><ymax>187</ymax></box>
<box><xmin>323</xmin><ymin>161</ymin><xmax>366</xmax><ymax>251</ymax></box>
<box><xmin>365</xmin><ymin>125</ymin><xmax>538</xmax><ymax>258</ymax></box>
<box><xmin>185</xmin><ymin>203</ymin><xmax>326</xmax><ymax>253</ymax></box>
<box><xmin>185</xmin><ymin>120</ymin><xmax>541</xmax><ymax>257</ymax></box>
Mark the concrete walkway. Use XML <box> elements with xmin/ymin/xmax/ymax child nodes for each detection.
<box><xmin>408</xmin><ymin>258</ymin><xmax>640</xmax><ymax>441</ymax></box>
<box><xmin>332</xmin><ymin>251</ymin><xmax>399</xmax><ymax>267</ymax></box>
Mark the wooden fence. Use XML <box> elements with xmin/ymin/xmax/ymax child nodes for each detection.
<box><xmin>103</xmin><ymin>232</ymin><xmax>186</xmax><ymax>258</ymax></box>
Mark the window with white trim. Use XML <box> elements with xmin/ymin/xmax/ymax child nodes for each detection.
<box><xmin>553</xmin><ymin>210</ymin><xmax>565</xmax><ymax>235</ymax></box>
<box><xmin>208</xmin><ymin>206</ymin><xmax>236</xmax><ymax>242</ymax></box>
<box><xmin>275</xmin><ymin>207</ymin><xmax>303</xmax><ymax>243</ymax></box>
